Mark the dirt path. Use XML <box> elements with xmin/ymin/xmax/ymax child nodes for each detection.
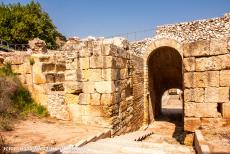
<box><xmin>0</xmin><ymin>116</ymin><xmax>107</xmax><ymax>148</ymax></box>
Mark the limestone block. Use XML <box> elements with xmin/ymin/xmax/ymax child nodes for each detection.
<box><xmin>222</xmin><ymin>103</ymin><xmax>230</xmax><ymax>118</ymax></box>
<box><xmin>95</xmin><ymin>81</ymin><xmax>115</xmax><ymax>93</ymax></box>
<box><xmin>79</xmin><ymin>57</ymin><xmax>89</xmax><ymax>69</ymax></box>
<box><xmin>115</xmin><ymin>58</ymin><xmax>126</xmax><ymax>68</ymax></box>
<box><xmin>90</xmin><ymin>56</ymin><xmax>103</xmax><ymax>68</ymax></box>
<box><xmin>183</xmin><ymin>40</ymin><xmax>210</xmax><ymax>57</ymax></box>
<box><xmin>65</xmin><ymin>93</ymin><xmax>79</xmax><ymax>104</ymax></box>
<box><xmin>184</xmin><ymin>72</ymin><xmax>194</xmax><ymax>88</ymax></box>
<box><xmin>31</xmin><ymin>54</ymin><xmax>50</xmax><ymax>63</ymax></box>
<box><xmin>66</xmin><ymin>61</ymin><xmax>78</xmax><ymax>70</ymax></box>
<box><xmin>120</xmin><ymin>69</ymin><xmax>128</xmax><ymax>79</ymax></box>
<box><xmin>34</xmin><ymin>93</ymin><xmax>48</xmax><ymax>107</ymax></box>
<box><xmin>89</xmin><ymin>69</ymin><xmax>102</xmax><ymax>81</ymax></box>
<box><xmin>103</xmin><ymin>56</ymin><xmax>114</xmax><ymax>68</ymax></box>
<box><xmin>5</xmin><ymin>55</ymin><xmax>25</xmax><ymax>65</ymax></box>
<box><xmin>102</xmin><ymin>44</ymin><xmax>112</xmax><ymax>56</ymax></box>
<box><xmin>42</xmin><ymin>63</ymin><xmax>55</xmax><ymax>72</ymax></box>
<box><xmin>81</xmin><ymin>69</ymin><xmax>89</xmax><ymax>81</ymax></box>
<box><xmin>195</xmin><ymin>56</ymin><xmax>221</xmax><ymax>71</ymax></box>
<box><xmin>32</xmin><ymin>63</ymin><xmax>43</xmax><ymax>74</ymax></box>
<box><xmin>194</xmin><ymin>72</ymin><xmax>207</xmax><ymax>88</ymax></box>
<box><xmin>183</xmin><ymin>57</ymin><xmax>195</xmax><ymax>72</ymax></box>
<box><xmin>184</xmin><ymin>88</ymin><xmax>204</xmax><ymax>103</ymax></box>
<box><xmin>90</xmin><ymin>93</ymin><xmax>101</xmax><ymax>105</ymax></box>
<box><xmin>102</xmin><ymin>69</ymin><xmax>119</xmax><ymax>81</ymax></box>
<box><xmin>55</xmin><ymin>73</ymin><xmax>65</xmax><ymax>82</ymax></box>
<box><xmin>201</xmin><ymin>118</ymin><xmax>224</xmax><ymax>128</ymax></box>
<box><xmin>210</xmin><ymin>38</ymin><xmax>228</xmax><ymax>55</ymax></box>
<box><xmin>219</xmin><ymin>54</ymin><xmax>230</xmax><ymax>69</ymax></box>
<box><xmin>184</xmin><ymin>102</ymin><xmax>219</xmax><ymax>117</ymax></box>
<box><xmin>79</xmin><ymin>46</ymin><xmax>92</xmax><ymax>57</ymax></box>
<box><xmin>68</xmin><ymin>104</ymin><xmax>82</xmax><ymax>122</ymax></box>
<box><xmin>45</xmin><ymin>73</ymin><xmax>55</xmax><ymax>83</ymax></box>
<box><xmin>49</xmin><ymin>83</ymin><xmax>64</xmax><ymax>91</ymax></box>
<box><xmin>184</xmin><ymin>118</ymin><xmax>201</xmax><ymax>132</ymax></box>
<box><xmin>56</xmin><ymin>63</ymin><xmax>66</xmax><ymax>72</ymax></box>
<box><xmin>79</xmin><ymin>93</ymin><xmax>90</xmax><ymax>105</ymax></box>
<box><xmin>205</xmin><ymin>87</ymin><xmax>229</xmax><ymax>103</ymax></box>
<box><xmin>101</xmin><ymin>93</ymin><xmax>114</xmax><ymax>106</ymax></box>
<box><xmin>119</xmin><ymin>101</ymin><xmax>127</xmax><ymax>112</ymax></box>
<box><xmin>206</xmin><ymin>71</ymin><xmax>219</xmax><ymax>87</ymax></box>
<box><xmin>33</xmin><ymin>74</ymin><xmax>46</xmax><ymax>84</ymax></box>
<box><xmin>220</xmin><ymin>70</ymin><xmax>230</xmax><ymax>86</ymax></box>
<box><xmin>64</xmin><ymin>81</ymin><xmax>82</xmax><ymax>94</ymax></box>
<box><xmin>65</xmin><ymin>70</ymin><xmax>77</xmax><ymax>81</ymax></box>
<box><xmin>82</xmin><ymin>82</ymin><xmax>95</xmax><ymax>93</ymax></box>
<box><xmin>81</xmin><ymin>105</ymin><xmax>104</xmax><ymax>117</ymax></box>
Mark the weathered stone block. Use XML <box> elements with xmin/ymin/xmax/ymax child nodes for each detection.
<box><xmin>115</xmin><ymin>58</ymin><xmax>126</xmax><ymax>68</ymax></box>
<box><xmin>65</xmin><ymin>93</ymin><xmax>79</xmax><ymax>104</ymax></box>
<box><xmin>12</xmin><ymin>63</ymin><xmax>31</xmax><ymax>74</ymax></box>
<box><xmin>45</xmin><ymin>73</ymin><xmax>55</xmax><ymax>83</ymax></box>
<box><xmin>207</xmin><ymin>71</ymin><xmax>219</xmax><ymax>87</ymax></box>
<box><xmin>184</xmin><ymin>118</ymin><xmax>201</xmax><ymax>132</ymax></box>
<box><xmin>220</xmin><ymin>70</ymin><xmax>230</xmax><ymax>86</ymax></box>
<box><xmin>89</xmin><ymin>69</ymin><xmax>102</xmax><ymax>81</ymax></box>
<box><xmin>65</xmin><ymin>70</ymin><xmax>77</xmax><ymax>81</ymax></box>
<box><xmin>5</xmin><ymin>55</ymin><xmax>25</xmax><ymax>65</ymax></box>
<box><xmin>103</xmin><ymin>56</ymin><xmax>114</xmax><ymax>68</ymax></box>
<box><xmin>90</xmin><ymin>93</ymin><xmax>101</xmax><ymax>105</ymax></box>
<box><xmin>33</xmin><ymin>74</ymin><xmax>46</xmax><ymax>84</ymax></box>
<box><xmin>50</xmin><ymin>83</ymin><xmax>64</xmax><ymax>91</ymax></box>
<box><xmin>102</xmin><ymin>69</ymin><xmax>119</xmax><ymax>81</ymax></box>
<box><xmin>42</xmin><ymin>63</ymin><xmax>55</xmax><ymax>72</ymax></box>
<box><xmin>81</xmin><ymin>105</ymin><xmax>105</xmax><ymax>117</ymax></box>
<box><xmin>205</xmin><ymin>87</ymin><xmax>229</xmax><ymax>103</ymax></box>
<box><xmin>79</xmin><ymin>57</ymin><xmax>89</xmax><ymax>69</ymax></box>
<box><xmin>183</xmin><ymin>40</ymin><xmax>210</xmax><ymax>57</ymax></box>
<box><xmin>68</xmin><ymin>104</ymin><xmax>82</xmax><ymax>122</ymax></box>
<box><xmin>64</xmin><ymin>82</ymin><xmax>82</xmax><ymax>94</ymax></box>
<box><xmin>222</xmin><ymin>103</ymin><xmax>230</xmax><ymax>118</ymax></box>
<box><xmin>184</xmin><ymin>72</ymin><xmax>194</xmax><ymax>88</ymax></box>
<box><xmin>119</xmin><ymin>101</ymin><xmax>127</xmax><ymax>112</ymax></box>
<box><xmin>56</xmin><ymin>63</ymin><xmax>66</xmax><ymax>72</ymax></box>
<box><xmin>184</xmin><ymin>57</ymin><xmax>195</xmax><ymax>72</ymax></box>
<box><xmin>81</xmin><ymin>69</ymin><xmax>89</xmax><ymax>81</ymax></box>
<box><xmin>90</xmin><ymin>56</ymin><xmax>103</xmax><ymax>68</ymax></box>
<box><xmin>95</xmin><ymin>81</ymin><xmax>115</xmax><ymax>93</ymax></box>
<box><xmin>219</xmin><ymin>54</ymin><xmax>230</xmax><ymax>69</ymax></box>
<box><xmin>82</xmin><ymin>82</ymin><xmax>95</xmax><ymax>93</ymax></box>
<box><xmin>101</xmin><ymin>93</ymin><xmax>114</xmax><ymax>106</ymax></box>
<box><xmin>210</xmin><ymin>38</ymin><xmax>228</xmax><ymax>55</ymax></box>
<box><xmin>120</xmin><ymin>69</ymin><xmax>128</xmax><ymax>79</ymax></box>
<box><xmin>194</xmin><ymin>72</ymin><xmax>207</xmax><ymax>88</ymax></box>
<box><xmin>79</xmin><ymin>93</ymin><xmax>90</xmax><ymax>105</ymax></box>
<box><xmin>31</xmin><ymin>54</ymin><xmax>50</xmax><ymax>62</ymax></box>
<box><xmin>55</xmin><ymin>73</ymin><xmax>65</xmax><ymax>82</ymax></box>
<box><xmin>184</xmin><ymin>102</ymin><xmax>219</xmax><ymax>117</ymax></box>
<box><xmin>184</xmin><ymin>88</ymin><xmax>204</xmax><ymax>103</ymax></box>
<box><xmin>195</xmin><ymin>56</ymin><xmax>221</xmax><ymax>71</ymax></box>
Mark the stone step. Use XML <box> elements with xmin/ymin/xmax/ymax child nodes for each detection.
<box><xmin>114</xmin><ymin>130</ymin><xmax>154</xmax><ymax>141</ymax></box>
<box><xmin>85</xmin><ymin>139</ymin><xmax>193</xmax><ymax>153</ymax></box>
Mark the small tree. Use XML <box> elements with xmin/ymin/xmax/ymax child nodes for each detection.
<box><xmin>0</xmin><ymin>1</ymin><xmax>66</xmax><ymax>47</ymax></box>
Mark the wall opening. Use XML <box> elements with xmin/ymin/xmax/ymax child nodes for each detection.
<box><xmin>148</xmin><ymin>46</ymin><xmax>183</xmax><ymax>123</ymax></box>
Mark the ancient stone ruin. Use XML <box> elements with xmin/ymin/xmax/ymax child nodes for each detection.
<box><xmin>1</xmin><ymin>13</ymin><xmax>230</xmax><ymax>136</ymax></box>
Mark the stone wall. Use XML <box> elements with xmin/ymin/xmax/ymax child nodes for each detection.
<box><xmin>155</xmin><ymin>13</ymin><xmax>230</xmax><ymax>43</ymax></box>
<box><xmin>0</xmin><ymin>37</ymin><xmax>145</xmax><ymax>135</ymax></box>
<box><xmin>183</xmin><ymin>36</ymin><xmax>230</xmax><ymax>132</ymax></box>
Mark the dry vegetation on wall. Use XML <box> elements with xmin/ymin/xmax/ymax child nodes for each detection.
<box><xmin>0</xmin><ymin>63</ymin><xmax>48</xmax><ymax>131</ymax></box>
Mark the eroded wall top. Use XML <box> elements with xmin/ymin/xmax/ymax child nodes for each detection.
<box><xmin>155</xmin><ymin>13</ymin><xmax>230</xmax><ymax>43</ymax></box>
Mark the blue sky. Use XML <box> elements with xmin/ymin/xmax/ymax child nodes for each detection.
<box><xmin>1</xmin><ymin>0</ymin><xmax>230</xmax><ymax>40</ymax></box>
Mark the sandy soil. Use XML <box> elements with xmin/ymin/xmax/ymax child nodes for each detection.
<box><xmin>0</xmin><ymin>116</ymin><xmax>107</xmax><ymax>148</ymax></box>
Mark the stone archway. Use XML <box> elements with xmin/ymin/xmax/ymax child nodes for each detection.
<box><xmin>143</xmin><ymin>38</ymin><xmax>183</xmax><ymax>124</ymax></box>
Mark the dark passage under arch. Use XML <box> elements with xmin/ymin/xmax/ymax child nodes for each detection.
<box><xmin>148</xmin><ymin>46</ymin><xmax>183</xmax><ymax>120</ymax></box>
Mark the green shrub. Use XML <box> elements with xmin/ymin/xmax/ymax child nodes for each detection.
<box><xmin>0</xmin><ymin>63</ymin><xmax>48</xmax><ymax>131</ymax></box>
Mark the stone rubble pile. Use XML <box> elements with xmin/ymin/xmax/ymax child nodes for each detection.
<box><xmin>155</xmin><ymin>13</ymin><xmax>230</xmax><ymax>43</ymax></box>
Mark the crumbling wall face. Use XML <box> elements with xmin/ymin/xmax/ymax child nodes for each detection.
<box><xmin>183</xmin><ymin>36</ymin><xmax>230</xmax><ymax>132</ymax></box>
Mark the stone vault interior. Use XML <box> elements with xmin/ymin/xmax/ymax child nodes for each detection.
<box><xmin>148</xmin><ymin>46</ymin><xmax>183</xmax><ymax>120</ymax></box>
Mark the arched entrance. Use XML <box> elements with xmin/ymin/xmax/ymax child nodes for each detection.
<box><xmin>148</xmin><ymin>46</ymin><xmax>183</xmax><ymax>120</ymax></box>
<box><xmin>143</xmin><ymin>38</ymin><xmax>184</xmax><ymax>124</ymax></box>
